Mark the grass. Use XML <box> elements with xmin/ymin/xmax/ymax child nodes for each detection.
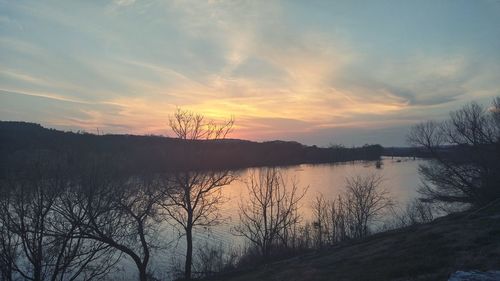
<box><xmin>208</xmin><ymin>204</ymin><xmax>500</xmax><ymax>281</ymax></box>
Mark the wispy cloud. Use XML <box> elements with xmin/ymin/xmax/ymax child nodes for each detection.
<box><xmin>0</xmin><ymin>89</ymin><xmax>94</xmax><ymax>105</ymax></box>
<box><xmin>1</xmin><ymin>0</ymin><xmax>499</xmax><ymax>145</ymax></box>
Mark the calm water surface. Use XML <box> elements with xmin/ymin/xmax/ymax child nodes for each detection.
<box><xmin>120</xmin><ymin>157</ymin><xmax>426</xmax><ymax>280</ymax></box>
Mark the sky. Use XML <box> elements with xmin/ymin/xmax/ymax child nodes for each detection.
<box><xmin>1</xmin><ymin>0</ymin><xmax>500</xmax><ymax>146</ymax></box>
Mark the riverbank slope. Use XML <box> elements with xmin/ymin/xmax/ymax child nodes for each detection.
<box><xmin>211</xmin><ymin>204</ymin><xmax>500</xmax><ymax>281</ymax></box>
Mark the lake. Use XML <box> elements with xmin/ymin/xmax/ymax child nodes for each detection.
<box><xmin>123</xmin><ymin>157</ymin><xmax>426</xmax><ymax>280</ymax></box>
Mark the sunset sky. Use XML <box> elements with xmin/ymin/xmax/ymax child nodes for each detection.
<box><xmin>1</xmin><ymin>0</ymin><xmax>500</xmax><ymax>146</ymax></box>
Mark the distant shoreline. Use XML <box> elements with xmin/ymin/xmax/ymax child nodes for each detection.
<box><xmin>1</xmin><ymin>121</ymin><xmax>390</xmax><ymax>173</ymax></box>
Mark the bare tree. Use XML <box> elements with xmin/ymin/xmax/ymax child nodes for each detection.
<box><xmin>234</xmin><ymin>168</ymin><xmax>307</xmax><ymax>260</ymax></box>
<box><xmin>169</xmin><ymin>108</ymin><xmax>234</xmax><ymax>141</ymax></box>
<box><xmin>88</xmin><ymin>181</ymin><xmax>161</xmax><ymax>281</ymax></box>
<box><xmin>0</xmin><ymin>154</ymin><xmax>116</xmax><ymax>281</ymax></box>
<box><xmin>162</xmin><ymin>170</ymin><xmax>234</xmax><ymax>279</ymax></box>
<box><xmin>344</xmin><ymin>174</ymin><xmax>392</xmax><ymax>238</ymax></box>
<box><xmin>492</xmin><ymin>97</ymin><xmax>500</xmax><ymax>131</ymax></box>
<box><xmin>327</xmin><ymin>195</ymin><xmax>349</xmax><ymax>242</ymax></box>
<box><xmin>193</xmin><ymin>242</ymin><xmax>238</xmax><ymax>278</ymax></box>
<box><xmin>58</xmin><ymin>157</ymin><xmax>165</xmax><ymax>281</ymax></box>
<box><xmin>164</xmin><ymin>108</ymin><xmax>235</xmax><ymax>280</ymax></box>
<box><xmin>408</xmin><ymin>98</ymin><xmax>500</xmax><ymax>206</ymax></box>
<box><xmin>310</xmin><ymin>175</ymin><xmax>392</xmax><ymax>245</ymax></box>
<box><xmin>295</xmin><ymin>222</ymin><xmax>312</xmax><ymax>250</ymax></box>
<box><xmin>311</xmin><ymin>194</ymin><xmax>329</xmax><ymax>248</ymax></box>
<box><xmin>392</xmin><ymin>199</ymin><xmax>434</xmax><ymax>227</ymax></box>
<box><xmin>311</xmin><ymin>193</ymin><xmax>349</xmax><ymax>246</ymax></box>
<box><xmin>0</xmin><ymin>184</ymin><xmax>19</xmax><ymax>281</ymax></box>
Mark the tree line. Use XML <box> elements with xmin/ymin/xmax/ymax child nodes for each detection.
<box><xmin>0</xmin><ymin>122</ymin><xmax>383</xmax><ymax>173</ymax></box>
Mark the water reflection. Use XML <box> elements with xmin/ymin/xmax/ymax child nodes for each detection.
<box><xmin>220</xmin><ymin>157</ymin><xmax>424</xmax><ymax>223</ymax></box>
<box><xmin>1</xmin><ymin>156</ymin><xmax>423</xmax><ymax>281</ymax></box>
<box><xmin>153</xmin><ymin>157</ymin><xmax>425</xmax><ymax>279</ymax></box>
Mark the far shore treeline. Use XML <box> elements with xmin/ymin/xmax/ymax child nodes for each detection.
<box><xmin>0</xmin><ymin>121</ymin><xmax>386</xmax><ymax>173</ymax></box>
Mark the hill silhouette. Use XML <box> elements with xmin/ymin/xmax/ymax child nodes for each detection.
<box><xmin>0</xmin><ymin>121</ymin><xmax>384</xmax><ymax>173</ymax></box>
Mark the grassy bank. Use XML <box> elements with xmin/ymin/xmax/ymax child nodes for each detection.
<box><xmin>208</xmin><ymin>205</ymin><xmax>500</xmax><ymax>281</ymax></box>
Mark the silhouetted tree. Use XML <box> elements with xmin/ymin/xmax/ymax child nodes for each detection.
<box><xmin>311</xmin><ymin>194</ymin><xmax>329</xmax><ymax>248</ymax></box>
<box><xmin>311</xmin><ymin>174</ymin><xmax>392</xmax><ymax>245</ymax></box>
<box><xmin>59</xmin><ymin>157</ymin><xmax>164</xmax><ymax>281</ymax></box>
<box><xmin>0</xmin><ymin>186</ymin><xmax>18</xmax><ymax>281</ymax></box>
<box><xmin>344</xmin><ymin>174</ymin><xmax>392</xmax><ymax>238</ymax></box>
<box><xmin>328</xmin><ymin>194</ymin><xmax>349</xmax><ymax>242</ymax></box>
<box><xmin>192</xmin><ymin>242</ymin><xmax>238</xmax><ymax>278</ymax></box>
<box><xmin>234</xmin><ymin>168</ymin><xmax>307</xmax><ymax>260</ymax></box>
<box><xmin>0</xmin><ymin>153</ymin><xmax>116</xmax><ymax>281</ymax></box>
<box><xmin>408</xmin><ymin>98</ymin><xmax>500</xmax><ymax>206</ymax></box>
<box><xmin>164</xmin><ymin>108</ymin><xmax>235</xmax><ymax>280</ymax></box>
<box><xmin>392</xmin><ymin>199</ymin><xmax>434</xmax><ymax>227</ymax></box>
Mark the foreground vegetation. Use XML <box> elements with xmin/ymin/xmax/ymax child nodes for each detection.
<box><xmin>207</xmin><ymin>203</ymin><xmax>500</xmax><ymax>281</ymax></box>
<box><xmin>198</xmin><ymin>97</ymin><xmax>500</xmax><ymax>280</ymax></box>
